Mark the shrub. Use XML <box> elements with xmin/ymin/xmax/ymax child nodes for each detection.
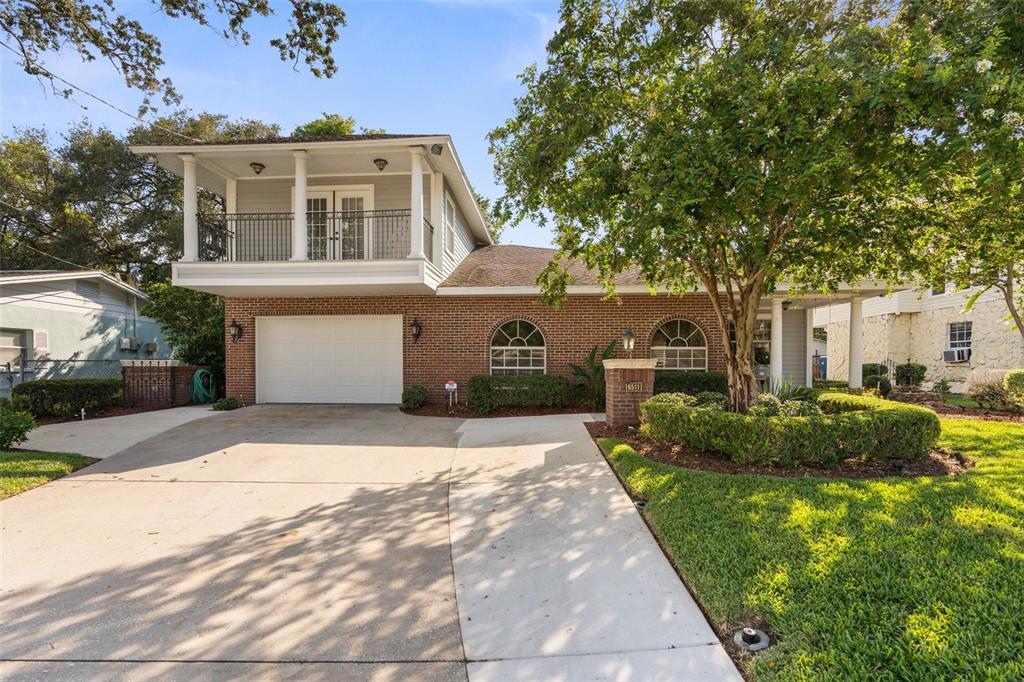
<box><xmin>895</xmin><ymin>362</ymin><xmax>927</xmax><ymax>386</ymax></box>
<box><xmin>780</xmin><ymin>400</ymin><xmax>823</xmax><ymax>417</ymax></box>
<box><xmin>0</xmin><ymin>395</ymin><xmax>32</xmax><ymax>412</ymax></box>
<box><xmin>467</xmin><ymin>374</ymin><xmax>568</xmax><ymax>414</ymax></box>
<box><xmin>966</xmin><ymin>381</ymin><xmax>1011</xmax><ymax>410</ymax></box>
<box><xmin>862</xmin><ymin>363</ymin><xmax>888</xmax><ymax>379</ymax></box>
<box><xmin>12</xmin><ymin>378</ymin><xmax>123</xmax><ymax>417</ymax></box>
<box><xmin>748</xmin><ymin>393</ymin><xmax>782</xmax><ymax>416</ymax></box>
<box><xmin>932</xmin><ymin>378</ymin><xmax>952</xmax><ymax>394</ymax></box>
<box><xmin>401</xmin><ymin>384</ymin><xmax>429</xmax><ymax>410</ymax></box>
<box><xmin>211</xmin><ymin>397</ymin><xmax>244</xmax><ymax>411</ymax></box>
<box><xmin>569</xmin><ymin>341</ymin><xmax>617</xmax><ymax>408</ymax></box>
<box><xmin>1005</xmin><ymin>370</ymin><xmax>1024</xmax><ymax>410</ymax></box>
<box><xmin>863</xmin><ymin>374</ymin><xmax>893</xmax><ymax>397</ymax></box>
<box><xmin>693</xmin><ymin>391</ymin><xmax>728</xmax><ymax>409</ymax></box>
<box><xmin>653</xmin><ymin>370</ymin><xmax>728</xmax><ymax>396</ymax></box>
<box><xmin>0</xmin><ymin>409</ymin><xmax>36</xmax><ymax>450</ymax></box>
<box><xmin>767</xmin><ymin>378</ymin><xmax>815</xmax><ymax>402</ymax></box>
<box><xmin>640</xmin><ymin>390</ymin><xmax>940</xmax><ymax>466</ymax></box>
<box><xmin>813</xmin><ymin>379</ymin><xmax>849</xmax><ymax>390</ymax></box>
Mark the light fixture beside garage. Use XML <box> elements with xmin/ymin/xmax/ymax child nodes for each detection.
<box><xmin>249</xmin><ymin>162</ymin><xmax>266</xmax><ymax>175</ymax></box>
<box><xmin>622</xmin><ymin>328</ymin><xmax>636</xmax><ymax>358</ymax></box>
<box><xmin>229</xmin><ymin>319</ymin><xmax>244</xmax><ymax>343</ymax></box>
<box><xmin>373</xmin><ymin>158</ymin><xmax>388</xmax><ymax>171</ymax></box>
<box><xmin>410</xmin><ymin>319</ymin><xmax>422</xmax><ymax>342</ymax></box>
<box><xmin>430</xmin><ymin>143</ymin><xmax>444</xmax><ymax>156</ymax></box>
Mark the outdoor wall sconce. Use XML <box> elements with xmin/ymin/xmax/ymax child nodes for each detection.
<box><xmin>410</xmin><ymin>319</ymin><xmax>422</xmax><ymax>342</ymax></box>
<box><xmin>373</xmin><ymin>158</ymin><xmax>388</xmax><ymax>171</ymax></box>
<box><xmin>249</xmin><ymin>162</ymin><xmax>266</xmax><ymax>175</ymax></box>
<box><xmin>782</xmin><ymin>299</ymin><xmax>792</xmax><ymax>310</ymax></box>
<box><xmin>430</xmin><ymin>143</ymin><xmax>444</xmax><ymax>156</ymax></box>
<box><xmin>229</xmin><ymin>320</ymin><xmax>244</xmax><ymax>343</ymax></box>
<box><xmin>622</xmin><ymin>328</ymin><xmax>636</xmax><ymax>358</ymax></box>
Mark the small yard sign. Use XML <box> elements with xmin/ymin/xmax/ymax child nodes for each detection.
<box><xmin>445</xmin><ymin>380</ymin><xmax>458</xmax><ymax>393</ymax></box>
<box><xmin>445</xmin><ymin>380</ymin><xmax>458</xmax><ymax>407</ymax></box>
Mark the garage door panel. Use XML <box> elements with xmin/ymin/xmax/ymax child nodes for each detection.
<box><xmin>258</xmin><ymin>316</ymin><xmax>403</xmax><ymax>404</ymax></box>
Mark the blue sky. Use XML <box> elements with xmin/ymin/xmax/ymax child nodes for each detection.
<box><xmin>0</xmin><ymin>0</ymin><xmax>560</xmax><ymax>247</ymax></box>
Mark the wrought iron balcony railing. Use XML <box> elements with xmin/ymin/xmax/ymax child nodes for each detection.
<box><xmin>198</xmin><ymin>209</ymin><xmax>424</xmax><ymax>262</ymax></box>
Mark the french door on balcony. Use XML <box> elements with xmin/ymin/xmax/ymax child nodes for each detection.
<box><xmin>306</xmin><ymin>188</ymin><xmax>374</xmax><ymax>261</ymax></box>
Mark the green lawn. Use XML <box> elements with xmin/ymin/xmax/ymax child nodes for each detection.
<box><xmin>944</xmin><ymin>394</ymin><xmax>981</xmax><ymax>409</ymax></box>
<box><xmin>0</xmin><ymin>450</ymin><xmax>96</xmax><ymax>499</ymax></box>
<box><xmin>600</xmin><ymin>418</ymin><xmax>1024</xmax><ymax>680</ymax></box>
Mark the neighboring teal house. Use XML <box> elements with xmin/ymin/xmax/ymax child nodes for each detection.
<box><xmin>0</xmin><ymin>270</ymin><xmax>171</xmax><ymax>397</ymax></box>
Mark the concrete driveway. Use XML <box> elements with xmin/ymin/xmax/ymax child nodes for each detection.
<box><xmin>0</xmin><ymin>406</ymin><xmax>739</xmax><ymax>681</ymax></box>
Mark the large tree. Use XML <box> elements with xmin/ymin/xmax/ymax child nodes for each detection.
<box><xmin>896</xmin><ymin>0</ymin><xmax>1024</xmax><ymax>340</ymax></box>
<box><xmin>490</xmin><ymin>0</ymin><xmax>920</xmax><ymax>411</ymax></box>
<box><xmin>0</xmin><ymin>113</ymin><xmax>279</xmax><ymax>285</ymax></box>
<box><xmin>1</xmin><ymin>0</ymin><xmax>346</xmax><ymax>114</ymax></box>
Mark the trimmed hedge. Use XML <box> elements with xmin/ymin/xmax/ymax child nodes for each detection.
<box><xmin>467</xmin><ymin>374</ymin><xmax>568</xmax><ymax>413</ymax></box>
<box><xmin>653</xmin><ymin>370</ymin><xmax>728</xmax><ymax>396</ymax></box>
<box><xmin>862</xmin><ymin>363</ymin><xmax>888</xmax><ymax>380</ymax></box>
<box><xmin>640</xmin><ymin>390</ymin><xmax>940</xmax><ymax>467</ymax></box>
<box><xmin>1005</xmin><ymin>370</ymin><xmax>1024</xmax><ymax>409</ymax></box>
<box><xmin>401</xmin><ymin>384</ymin><xmax>428</xmax><ymax>410</ymax></box>
<box><xmin>12</xmin><ymin>378</ymin><xmax>123</xmax><ymax>417</ymax></box>
<box><xmin>895</xmin><ymin>362</ymin><xmax>927</xmax><ymax>386</ymax></box>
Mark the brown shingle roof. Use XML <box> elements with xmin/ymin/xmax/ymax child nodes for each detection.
<box><xmin>439</xmin><ymin>245</ymin><xmax>645</xmax><ymax>288</ymax></box>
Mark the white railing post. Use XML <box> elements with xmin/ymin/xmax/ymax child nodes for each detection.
<box><xmin>805</xmin><ymin>307</ymin><xmax>814</xmax><ymax>387</ymax></box>
<box><xmin>180</xmin><ymin>154</ymin><xmax>198</xmax><ymax>261</ymax></box>
<box><xmin>848</xmin><ymin>297</ymin><xmax>865</xmax><ymax>388</ymax></box>
<box><xmin>770</xmin><ymin>297</ymin><xmax>784</xmax><ymax>386</ymax></box>
<box><xmin>409</xmin><ymin>148</ymin><xmax>425</xmax><ymax>258</ymax></box>
<box><xmin>225</xmin><ymin>178</ymin><xmax>236</xmax><ymax>261</ymax></box>
<box><xmin>292</xmin><ymin>151</ymin><xmax>308</xmax><ymax>261</ymax></box>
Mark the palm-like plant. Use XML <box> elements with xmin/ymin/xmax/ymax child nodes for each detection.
<box><xmin>570</xmin><ymin>340</ymin><xmax>619</xmax><ymax>408</ymax></box>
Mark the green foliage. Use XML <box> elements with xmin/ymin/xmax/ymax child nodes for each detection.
<box><xmin>767</xmin><ymin>378</ymin><xmax>815</xmax><ymax>402</ymax></box>
<box><xmin>490</xmin><ymin>0</ymin><xmax>921</xmax><ymax>411</ymax></box>
<box><xmin>0</xmin><ymin>409</ymin><xmax>36</xmax><ymax>450</ymax></box>
<box><xmin>0</xmin><ymin>395</ymin><xmax>32</xmax><ymax>412</ymax></box>
<box><xmin>967</xmin><ymin>381</ymin><xmax>1012</xmax><ymax>410</ymax></box>
<box><xmin>401</xmin><ymin>385</ymin><xmax>429</xmax><ymax>411</ymax></box>
<box><xmin>1005</xmin><ymin>370</ymin><xmax>1024</xmax><ymax>409</ymax></box>
<box><xmin>862</xmin><ymin>363</ymin><xmax>888</xmax><ymax>379</ymax></box>
<box><xmin>641</xmin><ymin>391</ymin><xmax>940</xmax><ymax>466</ymax></box>
<box><xmin>693</xmin><ymin>391</ymin><xmax>728</xmax><ymax>410</ymax></box>
<box><xmin>291</xmin><ymin>113</ymin><xmax>356</xmax><ymax>139</ymax></box>
<box><xmin>467</xmin><ymin>375</ymin><xmax>568</xmax><ymax>414</ymax></box>
<box><xmin>143</xmin><ymin>281</ymin><xmax>224</xmax><ymax>376</ymax></box>
<box><xmin>1</xmin><ymin>450</ymin><xmax>95</xmax><ymax>498</ymax></box>
<box><xmin>780</xmin><ymin>399</ymin><xmax>823</xmax><ymax>417</ymax></box>
<box><xmin>653</xmin><ymin>371</ymin><xmax>728</xmax><ymax>396</ymax></box>
<box><xmin>599</xmin><ymin>418</ymin><xmax>1024</xmax><ymax>679</ymax></box>
<box><xmin>813</xmin><ymin>379</ymin><xmax>849</xmax><ymax>391</ymax></box>
<box><xmin>863</xmin><ymin>374</ymin><xmax>893</xmax><ymax>397</ymax></box>
<box><xmin>895</xmin><ymin>362</ymin><xmax>927</xmax><ymax>386</ymax></box>
<box><xmin>211</xmin><ymin>397</ymin><xmax>244</xmax><ymax>411</ymax></box>
<box><xmin>2</xmin><ymin>1</ymin><xmax>346</xmax><ymax>114</ymax></box>
<box><xmin>568</xmin><ymin>340</ymin><xmax>617</xmax><ymax>408</ymax></box>
<box><xmin>12</xmin><ymin>378</ymin><xmax>123</xmax><ymax>417</ymax></box>
<box><xmin>932</xmin><ymin>378</ymin><xmax>953</xmax><ymax>395</ymax></box>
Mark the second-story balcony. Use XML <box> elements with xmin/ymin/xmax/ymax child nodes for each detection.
<box><xmin>198</xmin><ymin>209</ymin><xmax>434</xmax><ymax>263</ymax></box>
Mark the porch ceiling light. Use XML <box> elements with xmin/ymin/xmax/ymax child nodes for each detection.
<box><xmin>410</xmin><ymin>319</ymin><xmax>422</xmax><ymax>342</ymax></box>
<box><xmin>622</xmin><ymin>328</ymin><xmax>636</xmax><ymax>358</ymax></box>
<box><xmin>249</xmin><ymin>162</ymin><xmax>266</xmax><ymax>175</ymax></box>
<box><xmin>373</xmin><ymin>158</ymin><xmax>388</xmax><ymax>171</ymax></box>
<box><xmin>229</xmin><ymin>319</ymin><xmax>244</xmax><ymax>343</ymax></box>
<box><xmin>430</xmin><ymin>143</ymin><xmax>444</xmax><ymax>156</ymax></box>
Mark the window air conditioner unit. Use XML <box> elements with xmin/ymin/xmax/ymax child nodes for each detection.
<box><xmin>942</xmin><ymin>348</ymin><xmax>970</xmax><ymax>363</ymax></box>
<box><xmin>119</xmin><ymin>337</ymin><xmax>140</xmax><ymax>351</ymax></box>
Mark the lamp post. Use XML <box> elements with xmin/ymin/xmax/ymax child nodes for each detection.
<box><xmin>623</xmin><ymin>329</ymin><xmax>636</xmax><ymax>359</ymax></box>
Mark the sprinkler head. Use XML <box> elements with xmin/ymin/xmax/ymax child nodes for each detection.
<box><xmin>734</xmin><ymin>627</ymin><xmax>770</xmax><ymax>652</ymax></box>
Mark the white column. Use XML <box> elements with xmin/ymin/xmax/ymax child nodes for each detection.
<box><xmin>181</xmin><ymin>154</ymin><xmax>198</xmax><ymax>261</ymax></box>
<box><xmin>291</xmin><ymin>151</ymin><xmax>308</xmax><ymax>261</ymax></box>
<box><xmin>409</xmin><ymin>148</ymin><xmax>425</xmax><ymax>258</ymax></box>
<box><xmin>805</xmin><ymin>307</ymin><xmax>815</xmax><ymax>388</ymax></box>
<box><xmin>769</xmin><ymin>297</ymin><xmax>784</xmax><ymax>386</ymax></box>
<box><xmin>848</xmin><ymin>297</ymin><xmax>864</xmax><ymax>388</ymax></box>
<box><xmin>225</xmin><ymin>178</ymin><xmax>237</xmax><ymax>261</ymax></box>
<box><xmin>430</xmin><ymin>170</ymin><xmax>444</xmax><ymax>264</ymax></box>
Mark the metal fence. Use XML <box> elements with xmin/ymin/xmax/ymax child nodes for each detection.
<box><xmin>1</xmin><ymin>359</ymin><xmax>124</xmax><ymax>397</ymax></box>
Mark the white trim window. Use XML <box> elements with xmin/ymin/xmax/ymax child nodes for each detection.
<box><xmin>444</xmin><ymin>195</ymin><xmax>457</xmax><ymax>256</ymax></box>
<box><xmin>0</xmin><ymin>328</ymin><xmax>27</xmax><ymax>367</ymax></box>
<box><xmin>948</xmin><ymin>321</ymin><xmax>972</xmax><ymax>351</ymax></box>
<box><xmin>652</xmin><ymin>319</ymin><xmax>707</xmax><ymax>370</ymax></box>
<box><xmin>490</xmin><ymin>320</ymin><xmax>545</xmax><ymax>375</ymax></box>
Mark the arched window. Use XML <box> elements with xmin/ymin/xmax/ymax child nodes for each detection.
<box><xmin>651</xmin><ymin>319</ymin><xmax>707</xmax><ymax>370</ymax></box>
<box><xmin>490</xmin><ymin>320</ymin><xmax>545</xmax><ymax>375</ymax></box>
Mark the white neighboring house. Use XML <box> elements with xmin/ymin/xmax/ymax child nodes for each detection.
<box><xmin>0</xmin><ymin>270</ymin><xmax>171</xmax><ymax>397</ymax></box>
<box><xmin>813</xmin><ymin>284</ymin><xmax>1024</xmax><ymax>391</ymax></box>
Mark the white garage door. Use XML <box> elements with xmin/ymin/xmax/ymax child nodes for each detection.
<box><xmin>257</xmin><ymin>315</ymin><xmax>403</xmax><ymax>403</ymax></box>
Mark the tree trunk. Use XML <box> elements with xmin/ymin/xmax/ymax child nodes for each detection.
<box><xmin>999</xmin><ymin>265</ymin><xmax>1024</xmax><ymax>344</ymax></box>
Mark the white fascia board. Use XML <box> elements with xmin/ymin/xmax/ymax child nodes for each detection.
<box><xmin>2</xmin><ymin>271</ymin><xmax>148</xmax><ymax>301</ymax></box>
<box><xmin>436</xmin><ymin>279</ymin><xmax>915</xmax><ymax>297</ymax></box>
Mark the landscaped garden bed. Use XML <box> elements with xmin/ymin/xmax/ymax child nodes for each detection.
<box><xmin>593</xmin><ymin>417</ymin><xmax>1024</xmax><ymax>679</ymax></box>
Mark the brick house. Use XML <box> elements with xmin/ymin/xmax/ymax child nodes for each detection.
<box><xmin>133</xmin><ymin>135</ymin><xmax>902</xmax><ymax>404</ymax></box>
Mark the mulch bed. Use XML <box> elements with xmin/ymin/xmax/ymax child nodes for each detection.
<box><xmin>33</xmin><ymin>403</ymin><xmax>193</xmax><ymax>426</ymax></box>
<box><xmin>402</xmin><ymin>403</ymin><xmax>595</xmax><ymax>419</ymax></box>
<box><xmin>586</xmin><ymin>421</ymin><xmax>974</xmax><ymax>479</ymax></box>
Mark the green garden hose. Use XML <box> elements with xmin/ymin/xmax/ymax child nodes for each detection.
<box><xmin>190</xmin><ymin>368</ymin><xmax>215</xmax><ymax>404</ymax></box>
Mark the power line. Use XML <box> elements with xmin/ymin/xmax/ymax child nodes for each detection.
<box><xmin>0</xmin><ymin>40</ymin><xmax>204</xmax><ymax>144</ymax></box>
<box><xmin>0</xmin><ymin>198</ymin><xmax>93</xmax><ymax>271</ymax></box>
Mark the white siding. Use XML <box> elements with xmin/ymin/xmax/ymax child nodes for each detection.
<box><xmin>441</xmin><ymin>179</ymin><xmax>476</xmax><ymax>277</ymax></box>
<box><xmin>781</xmin><ymin>308</ymin><xmax>807</xmax><ymax>385</ymax></box>
<box><xmin>235</xmin><ymin>175</ymin><xmax>432</xmax><ymax>214</ymax></box>
<box><xmin>0</xmin><ymin>280</ymin><xmax>134</xmax><ymax>315</ymax></box>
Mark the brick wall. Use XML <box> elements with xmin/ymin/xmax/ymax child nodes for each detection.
<box><xmin>604</xmin><ymin>360</ymin><xmax>657</xmax><ymax>428</ymax></box>
<box><xmin>224</xmin><ymin>293</ymin><xmax>726</xmax><ymax>404</ymax></box>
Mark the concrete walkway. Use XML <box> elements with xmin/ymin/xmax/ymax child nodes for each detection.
<box><xmin>21</xmin><ymin>405</ymin><xmax>220</xmax><ymax>458</ymax></box>
<box><xmin>1</xmin><ymin>406</ymin><xmax>740</xmax><ymax>681</ymax></box>
<box><xmin>450</xmin><ymin>414</ymin><xmax>740</xmax><ymax>681</ymax></box>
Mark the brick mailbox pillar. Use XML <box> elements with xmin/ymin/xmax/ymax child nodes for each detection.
<box><xmin>603</xmin><ymin>359</ymin><xmax>657</xmax><ymax>428</ymax></box>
